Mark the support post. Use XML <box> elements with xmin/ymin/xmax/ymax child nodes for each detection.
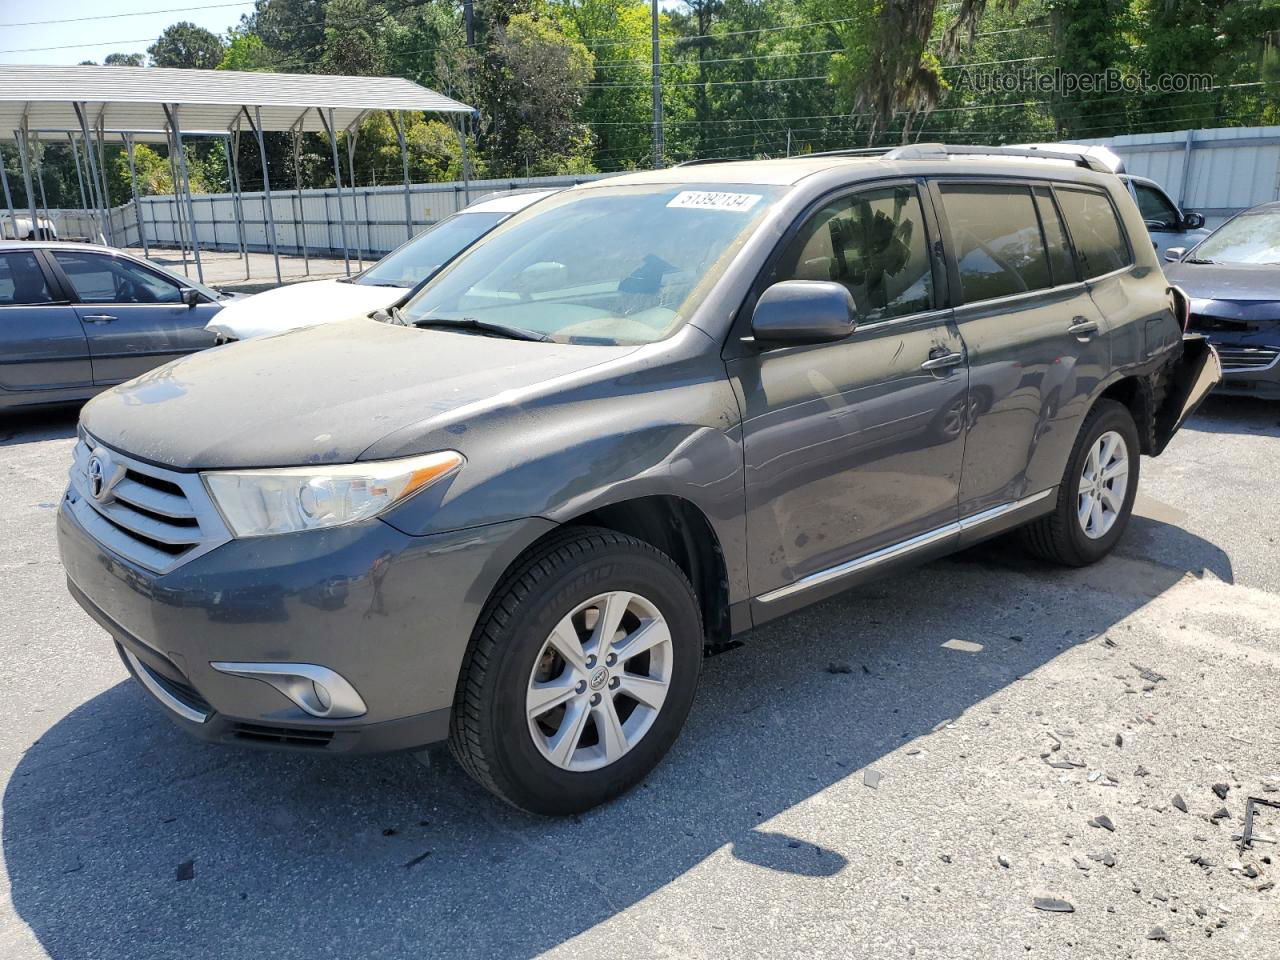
<box><xmin>93</xmin><ymin>116</ymin><xmax>116</xmax><ymax>246</ymax></box>
<box><xmin>344</xmin><ymin>124</ymin><xmax>364</xmax><ymax>270</ymax></box>
<box><xmin>123</xmin><ymin>134</ymin><xmax>149</xmax><ymax>257</ymax></box>
<box><xmin>391</xmin><ymin>111</ymin><xmax>413</xmax><ymax>242</ymax></box>
<box><xmin>165</xmin><ymin>128</ymin><xmax>190</xmax><ymax>273</ymax></box>
<box><xmin>291</xmin><ymin>127</ymin><xmax>310</xmax><ymax>275</ymax></box>
<box><xmin>164</xmin><ymin>104</ymin><xmax>204</xmax><ymax>283</ymax></box>
<box><xmin>67</xmin><ymin>134</ymin><xmax>89</xmax><ymax>223</ymax></box>
<box><xmin>15</xmin><ymin>123</ymin><xmax>41</xmax><ymax>240</ymax></box>
<box><xmin>31</xmin><ymin>134</ymin><xmax>50</xmax><ymax>233</ymax></box>
<box><xmin>222</xmin><ymin>134</ymin><xmax>246</xmax><ymax>266</ymax></box>
<box><xmin>230</xmin><ymin>125</ymin><xmax>249</xmax><ymax>280</ymax></box>
<box><xmin>650</xmin><ymin>0</ymin><xmax>664</xmax><ymax>169</ymax></box>
<box><xmin>72</xmin><ymin>105</ymin><xmax>108</xmax><ymax>245</ymax></box>
<box><xmin>0</xmin><ymin>142</ymin><xmax>17</xmax><ymax>240</ymax></box>
<box><xmin>459</xmin><ymin>112</ymin><xmax>473</xmax><ymax>206</ymax></box>
<box><xmin>248</xmin><ymin>107</ymin><xmax>282</xmax><ymax>285</ymax></box>
<box><xmin>321</xmin><ymin>107</ymin><xmax>351</xmax><ymax>275</ymax></box>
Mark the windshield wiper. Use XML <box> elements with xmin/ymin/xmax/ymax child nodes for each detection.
<box><xmin>395</xmin><ymin>309</ymin><xmax>551</xmax><ymax>342</ymax></box>
<box><xmin>358</xmin><ymin>281</ymin><xmax>410</xmax><ymax>288</ymax></box>
<box><xmin>1184</xmin><ymin>257</ymin><xmax>1216</xmax><ymax>264</ymax></box>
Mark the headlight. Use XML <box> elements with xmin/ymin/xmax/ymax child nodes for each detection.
<box><xmin>202</xmin><ymin>451</ymin><xmax>464</xmax><ymax>538</ymax></box>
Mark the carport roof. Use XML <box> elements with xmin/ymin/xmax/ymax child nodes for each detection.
<box><xmin>0</xmin><ymin>64</ymin><xmax>474</xmax><ymax>136</ymax></box>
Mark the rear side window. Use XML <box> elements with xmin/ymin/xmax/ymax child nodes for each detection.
<box><xmin>939</xmin><ymin>184</ymin><xmax>1052</xmax><ymax>303</ymax></box>
<box><xmin>1056</xmin><ymin>187</ymin><xmax>1133</xmax><ymax>278</ymax></box>
<box><xmin>773</xmin><ymin>183</ymin><xmax>934</xmax><ymax>323</ymax></box>
<box><xmin>1033</xmin><ymin>187</ymin><xmax>1077</xmax><ymax>285</ymax></box>
<box><xmin>0</xmin><ymin>252</ymin><xmax>53</xmax><ymax>306</ymax></box>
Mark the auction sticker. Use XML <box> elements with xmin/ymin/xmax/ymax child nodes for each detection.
<box><xmin>667</xmin><ymin>190</ymin><xmax>762</xmax><ymax>212</ymax></box>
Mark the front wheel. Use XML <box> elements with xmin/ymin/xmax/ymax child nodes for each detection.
<box><xmin>448</xmin><ymin>528</ymin><xmax>703</xmax><ymax>815</ymax></box>
<box><xmin>1021</xmin><ymin>399</ymin><xmax>1140</xmax><ymax>566</ymax></box>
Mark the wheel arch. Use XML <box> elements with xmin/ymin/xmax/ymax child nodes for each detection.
<box><xmin>1095</xmin><ymin>374</ymin><xmax>1159</xmax><ymax>455</ymax></box>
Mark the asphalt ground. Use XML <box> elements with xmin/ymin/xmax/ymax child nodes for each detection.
<box><xmin>0</xmin><ymin>394</ymin><xmax>1277</xmax><ymax>960</ymax></box>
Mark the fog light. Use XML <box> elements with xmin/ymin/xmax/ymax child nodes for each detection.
<box><xmin>209</xmin><ymin>662</ymin><xmax>366</xmax><ymax>719</ymax></box>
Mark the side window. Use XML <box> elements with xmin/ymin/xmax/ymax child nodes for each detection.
<box><xmin>1133</xmin><ymin>183</ymin><xmax>1180</xmax><ymax>231</ymax></box>
<box><xmin>1033</xmin><ymin>186</ymin><xmax>1077</xmax><ymax>286</ymax></box>
<box><xmin>1055</xmin><ymin>187</ymin><xmax>1133</xmax><ymax>279</ymax></box>
<box><xmin>774</xmin><ymin>184</ymin><xmax>934</xmax><ymax>323</ymax></box>
<box><xmin>0</xmin><ymin>252</ymin><xmax>53</xmax><ymax>306</ymax></box>
<box><xmin>53</xmin><ymin>252</ymin><xmax>183</xmax><ymax>304</ymax></box>
<box><xmin>939</xmin><ymin>184</ymin><xmax>1052</xmax><ymax>303</ymax></box>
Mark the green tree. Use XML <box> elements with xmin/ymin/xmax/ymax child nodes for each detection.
<box><xmin>104</xmin><ymin>52</ymin><xmax>146</xmax><ymax>66</ymax></box>
<box><xmin>148</xmin><ymin>21</ymin><xmax>227</xmax><ymax>69</ymax></box>
<box><xmin>218</xmin><ymin>28</ymin><xmax>276</xmax><ymax>71</ymax></box>
<box><xmin>320</xmin><ymin>0</ymin><xmax>390</xmax><ymax>75</ymax></box>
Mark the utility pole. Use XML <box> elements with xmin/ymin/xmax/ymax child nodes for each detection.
<box><xmin>463</xmin><ymin>0</ymin><xmax>474</xmax><ymax>47</ymax></box>
<box><xmin>651</xmin><ymin>0</ymin><xmax>664</xmax><ymax>169</ymax></box>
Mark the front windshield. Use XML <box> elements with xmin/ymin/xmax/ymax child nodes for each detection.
<box><xmin>399</xmin><ymin>183</ymin><xmax>784</xmax><ymax>344</ymax></box>
<box><xmin>356</xmin><ymin>211</ymin><xmax>505</xmax><ymax>288</ymax></box>
<box><xmin>1191</xmin><ymin>212</ymin><xmax>1280</xmax><ymax>264</ymax></box>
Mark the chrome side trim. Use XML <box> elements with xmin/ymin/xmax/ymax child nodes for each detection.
<box><xmin>210</xmin><ymin>662</ymin><xmax>368</xmax><ymax>719</ymax></box>
<box><xmin>123</xmin><ymin>647</ymin><xmax>209</xmax><ymax>724</ymax></box>
<box><xmin>757</xmin><ymin>488</ymin><xmax>1055</xmax><ymax>604</ymax></box>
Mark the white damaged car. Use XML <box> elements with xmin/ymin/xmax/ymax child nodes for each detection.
<box><xmin>206</xmin><ymin>190</ymin><xmax>557</xmax><ymax>342</ymax></box>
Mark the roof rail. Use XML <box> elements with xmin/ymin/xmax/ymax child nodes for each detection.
<box><xmin>882</xmin><ymin>142</ymin><xmax>1116</xmax><ymax>174</ymax></box>
<box><xmin>672</xmin><ymin>156</ymin><xmax>749</xmax><ymax>167</ymax></box>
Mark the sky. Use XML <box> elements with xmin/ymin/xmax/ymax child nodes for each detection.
<box><xmin>0</xmin><ymin>0</ymin><xmax>255</xmax><ymax>65</ymax></box>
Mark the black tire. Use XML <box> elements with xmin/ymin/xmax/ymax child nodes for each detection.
<box><xmin>1020</xmin><ymin>399</ymin><xmax>1140</xmax><ymax>567</ymax></box>
<box><xmin>448</xmin><ymin>527</ymin><xmax>703</xmax><ymax>815</ymax></box>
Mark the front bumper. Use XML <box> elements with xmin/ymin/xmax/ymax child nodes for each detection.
<box><xmin>58</xmin><ymin>494</ymin><xmax>555</xmax><ymax>753</ymax></box>
<box><xmin>1210</xmin><ymin>341</ymin><xmax>1280</xmax><ymax>399</ymax></box>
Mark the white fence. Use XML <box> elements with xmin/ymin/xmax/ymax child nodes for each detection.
<box><xmin>132</xmin><ymin>173</ymin><xmax>613</xmax><ymax>258</ymax></box>
<box><xmin>1075</xmin><ymin>125</ymin><xmax>1280</xmax><ymax>226</ymax></box>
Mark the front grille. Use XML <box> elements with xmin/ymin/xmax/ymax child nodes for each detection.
<box><xmin>231</xmin><ymin>722</ymin><xmax>336</xmax><ymax>748</ymax></box>
<box><xmin>148</xmin><ymin>667</ymin><xmax>214</xmax><ymax>715</ymax></box>
<box><xmin>1188</xmin><ymin>314</ymin><xmax>1250</xmax><ymax>334</ymax></box>
<box><xmin>67</xmin><ymin>430</ymin><xmax>232</xmax><ymax>574</ymax></box>
<box><xmin>1216</xmin><ymin>345</ymin><xmax>1280</xmax><ymax>372</ymax></box>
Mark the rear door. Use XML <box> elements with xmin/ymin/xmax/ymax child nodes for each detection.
<box><xmin>728</xmin><ymin>180</ymin><xmax>968</xmax><ymax>615</ymax></box>
<box><xmin>930</xmin><ymin>180</ymin><xmax>1111</xmax><ymax>519</ymax></box>
<box><xmin>0</xmin><ymin>249</ymin><xmax>92</xmax><ymax>397</ymax></box>
<box><xmin>48</xmin><ymin>250</ymin><xmax>219</xmax><ymax>385</ymax></box>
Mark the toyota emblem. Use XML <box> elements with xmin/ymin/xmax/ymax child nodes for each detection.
<box><xmin>87</xmin><ymin>456</ymin><xmax>106</xmax><ymax>499</ymax></box>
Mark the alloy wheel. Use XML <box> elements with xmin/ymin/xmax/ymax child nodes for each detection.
<box><xmin>1077</xmin><ymin>429</ymin><xmax>1129</xmax><ymax>539</ymax></box>
<box><xmin>526</xmin><ymin>591</ymin><xmax>673</xmax><ymax>772</ymax></box>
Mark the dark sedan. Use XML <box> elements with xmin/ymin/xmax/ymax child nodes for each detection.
<box><xmin>1165</xmin><ymin>202</ymin><xmax>1280</xmax><ymax>399</ymax></box>
<box><xmin>0</xmin><ymin>241</ymin><xmax>238</xmax><ymax>410</ymax></box>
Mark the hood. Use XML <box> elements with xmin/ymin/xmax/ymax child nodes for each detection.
<box><xmin>82</xmin><ymin>318</ymin><xmax>637</xmax><ymax>470</ymax></box>
<box><xmin>204</xmin><ymin>278</ymin><xmax>402</xmax><ymax>340</ymax></box>
<box><xmin>1164</xmin><ymin>260</ymin><xmax>1280</xmax><ymax>323</ymax></box>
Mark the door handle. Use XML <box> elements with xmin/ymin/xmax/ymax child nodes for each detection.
<box><xmin>1068</xmin><ymin>317</ymin><xmax>1099</xmax><ymax>337</ymax></box>
<box><xmin>81</xmin><ymin>314</ymin><xmax>117</xmax><ymax>324</ymax></box>
<box><xmin>920</xmin><ymin>351</ymin><xmax>964</xmax><ymax>371</ymax></box>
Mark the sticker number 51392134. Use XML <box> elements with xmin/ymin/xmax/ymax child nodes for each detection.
<box><xmin>666</xmin><ymin>191</ymin><xmax>763</xmax><ymax>213</ymax></box>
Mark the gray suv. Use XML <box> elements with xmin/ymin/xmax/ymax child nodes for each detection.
<box><xmin>57</xmin><ymin>145</ymin><xmax>1219</xmax><ymax>815</ymax></box>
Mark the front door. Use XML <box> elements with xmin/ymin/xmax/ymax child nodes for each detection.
<box><xmin>0</xmin><ymin>249</ymin><xmax>91</xmax><ymax>399</ymax></box>
<box><xmin>727</xmin><ymin>181</ymin><xmax>967</xmax><ymax>618</ymax></box>
<box><xmin>931</xmin><ymin>181</ymin><xmax>1112</xmax><ymax>517</ymax></box>
<box><xmin>49</xmin><ymin>250</ymin><xmax>218</xmax><ymax>385</ymax></box>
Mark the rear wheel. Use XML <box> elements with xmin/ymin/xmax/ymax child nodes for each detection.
<box><xmin>448</xmin><ymin>528</ymin><xmax>703</xmax><ymax>815</ymax></box>
<box><xmin>1021</xmin><ymin>399</ymin><xmax>1140</xmax><ymax>566</ymax></box>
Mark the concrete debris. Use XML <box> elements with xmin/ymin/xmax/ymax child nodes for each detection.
<box><xmin>1212</xmin><ymin>783</ymin><xmax>1230</xmax><ymax>800</ymax></box>
<box><xmin>1032</xmin><ymin>897</ymin><xmax>1074</xmax><ymax>913</ymax></box>
<box><xmin>1130</xmin><ymin>662</ymin><xmax>1166</xmax><ymax>683</ymax></box>
<box><xmin>1089</xmin><ymin>814</ymin><xmax>1116</xmax><ymax>832</ymax></box>
<box><xmin>863</xmin><ymin>768</ymin><xmax>882</xmax><ymax>790</ymax></box>
<box><xmin>1172</xmin><ymin>794</ymin><xmax>1188</xmax><ymax>813</ymax></box>
<box><xmin>1146</xmin><ymin>926</ymin><xmax>1170</xmax><ymax>942</ymax></box>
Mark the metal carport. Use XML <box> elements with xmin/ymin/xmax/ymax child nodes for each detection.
<box><xmin>0</xmin><ymin>64</ymin><xmax>476</xmax><ymax>284</ymax></box>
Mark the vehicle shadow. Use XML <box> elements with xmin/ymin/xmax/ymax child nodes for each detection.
<box><xmin>2</xmin><ymin>518</ymin><xmax>1232</xmax><ymax>959</ymax></box>
<box><xmin>0</xmin><ymin>406</ymin><xmax>81</xmax><ymax>447</ymax></box>
<box><xmin>1183</xmin><ymin>393</ymin><xmax>1280</xmax><ymax>438</ymax></box>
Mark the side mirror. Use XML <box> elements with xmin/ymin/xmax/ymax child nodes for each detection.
<box><xmin>751</xmin><ymin>280</ymin><xmax>856</xmax><ymax>346</ymax></box>
<box><xmin>1164</xmin><ymin>247</ymin><xmax>1187</xmax><ymax>263</ymax></box>
<box><xmin>1182</xmin><ymin>212</ymin><xmax>1205</xmax><ymax>230</ymax></box>
<box><xmin>180</xmin><ymin>287</ymin><xmax>203</xmax><ymax>307</ymax></box>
